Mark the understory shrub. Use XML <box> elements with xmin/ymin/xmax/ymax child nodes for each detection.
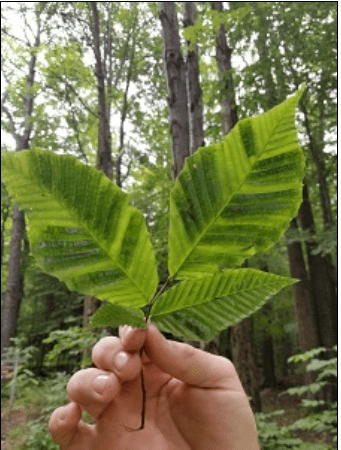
<box><xmin>257</xmin><ymin>346</ymin><xmax>337</xmax><ymax>450</ymax></box>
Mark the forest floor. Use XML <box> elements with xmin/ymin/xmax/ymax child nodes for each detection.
<box><xmin>1</xmin><ymin>405</ymin><xmax>26</xmax><ymax>450</ymax></box>
<box><xmin>1</xmin><ymin>389</ymin><xmax>335</xmax><ymax>449</ymax></box>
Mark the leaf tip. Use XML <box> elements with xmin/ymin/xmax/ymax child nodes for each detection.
<box><xmin>295</xmin><ymin>83</ymin><xmax>306</xmax><ymax>102</ymax></box>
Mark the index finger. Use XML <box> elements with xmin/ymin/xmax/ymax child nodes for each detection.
<box><xmin>119</xmin><ymin>325</ymin><xmax>147</xmax><ymax>352</ymax></box>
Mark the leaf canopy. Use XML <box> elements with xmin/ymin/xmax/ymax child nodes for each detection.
<box><xmin>1</xmin><ymin>149</ymin><xmax>158</xmax><ymax>307</ymax></box>
<box><xmin>168</xmin><ymin>85</ymin><xmax>305</xmax><ymax>279</ymax></box>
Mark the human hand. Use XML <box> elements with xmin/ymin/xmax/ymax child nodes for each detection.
<box><xmin>49</xmin><ymin>325</ymin><xmax>259</xmax><ymax>449</ymax></box>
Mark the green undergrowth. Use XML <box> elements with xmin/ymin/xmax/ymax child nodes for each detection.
<box><xmin>256</xmin><ymin>347</ymin><xmax>337</xmax><ymax>450</ymax></box>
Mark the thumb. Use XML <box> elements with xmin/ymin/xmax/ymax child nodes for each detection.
<box><xmin>144</xmin><ymin>324</ymin><xmax>242</xmax><ymax>390</ymax></box>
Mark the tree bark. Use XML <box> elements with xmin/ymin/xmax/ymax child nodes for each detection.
<box><xmin>212</xmin><ymin>1</ymin><xmax>238</xmax><ymax>135</ymax></box>
<box><xmin>231</xmin><ymin>318</ymin><xmax>262</xmax><ymax>412</ymax></box>
<box><xmin>116</xmin><ymin>15</ymin><xmax>137</xmax><ymax>188</ymax></box>
<box><xmin>287</xmin><ymin>218</ymin><xmax>321</xmax><ymax>351</ymax></box>
<box><xmin>159</xmin><ymin>2</ymin><xmax>190</xmax><ymax>177</ymax></box>
<box><xmin>301</xmin><ymin>100</ymin><xmax>334</xmax><ymax>228</ymax></box>
<box><xmin>1</xmin><ymin>186</ymin><xmax>11</xmax><ymax>268</ymax></box>
<box><xmin>261</xmin><ymin>335</ymin><xmax>276</xmax><ymax>388</ymax></box>
<box><xmin>1</xmin><ymin>208</ymin><xmax>26</xmax><ymax>354</ymax></box>
<box><xmin>90</xmin><ymin>1</ymin><xmax>113</xmax><ymax>180</ymax></box>
<box><xmin>253</xmin><ymin>2</ymin><xmax>279</xmax><ymax>111</ymax></box>
<box><xmin>287</xmin><ymin>218</ymin><xmax>321</xmax><ymax>388</ymax></box>
<box><xmin>184</xmin><ymin>2</ymin><xmax>204</xmax><ymax>153</ymax></box>
<box><xmin>258</xmin><ymin>263</ymin><xmax>277</xmax><ymax>388</ymax></box>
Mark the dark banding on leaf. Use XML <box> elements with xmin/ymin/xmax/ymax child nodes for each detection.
<box><xmin>239</xmin><ymin>118</ymin><xmax>255</xmax><ymax>157</ymax></box>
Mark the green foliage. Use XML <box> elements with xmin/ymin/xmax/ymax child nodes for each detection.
<box><xmin>257</xmin><ymin>347</ymin><xmax>337</xmax><ymax>450</ymax></box>
<box><xmin>20</xmin><ymin>372</ymin><xmax>68</xmax><ymax>450</ymax></box>
<box><xmin>3</xmin><ymin>372</ymin><xmax>80</xmax><ymax>449</ymax></box>
<box><xmin>287</xmin><ymin>347</ymin><xmax>337</xmax><ymax>444</ymax></box>
<box><xmin>23</xmin><ymin>420</ymin><xmax>59</xmax><ymax>450</ymax></box>
<box><xmin>13</xmin><ymin>265</ymin><xmax>85</xmax><ymax>373</ymax></box>
<box><xmin>256</xmin><ymin>410</ymin><xmax>304</xmax><ymax>449</ymax></box>
<box><xmin>1</xmin><ymin>88</ymin><xmax>305</xmax><ymax>341</ymax></box>
<box><xmin>42</xmin><ymin>326</ymin><xmax>109</xmax><ymax>370</ymax></box>
<box><xmin>257</xmin><ymin>409</ymin><xmax>332</xmax><ymax>449</ymax></box>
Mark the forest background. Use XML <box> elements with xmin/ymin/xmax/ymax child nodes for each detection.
<box><xmin>1</xmin><ymin>2</ymin><xmax>337</xmax><ymax>449</ymax></box>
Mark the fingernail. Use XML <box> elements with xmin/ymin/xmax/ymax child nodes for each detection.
<box><xmin>93</xmin><ymin>374</ymin><xmax>110</xmax><ymax>394</ymax></box>
<box><xmin>114</xmin><ymin>351</ymin><xmax>130</xmax><ymax>370</ymax></box>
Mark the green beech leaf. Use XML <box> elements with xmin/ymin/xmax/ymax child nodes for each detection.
<box><xmin>151</xmin><ymin>269</ymin><xmax>296</xmax><ymax>341</ymax></box>
<box><xmin>90</xmin><ymin>304</ymin><xmax>146</xmax><ymax>329</ymax></box>
<box><xmin>1</xmin><ymin>149</ymin><xmax>158</xmax><ymax>307</ymax></box>
<box><xmin>168</xmin><ymin>85</ymin><xmax>305</xmax><ymax>279</ymax></box>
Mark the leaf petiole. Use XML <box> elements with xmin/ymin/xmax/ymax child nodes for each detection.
<box><xmin>144</xmin><ymin>276</ymin><xmax>172</xmax><ymax>321</ymax></box>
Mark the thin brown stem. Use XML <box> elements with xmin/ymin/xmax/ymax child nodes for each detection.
<box><xmin>125</xmin><ymin>347</ymin><xmax>146</xmax><ymax>431</ymax></box>
<box><xmin>138</xmin><ymin>361</ymin><xmax>147</xmax><ymax>429</ymax></box>
<box><xmin>126</xmin><ymin>278</ymin><xmax>171</xmax><ymax>432</ymax></box>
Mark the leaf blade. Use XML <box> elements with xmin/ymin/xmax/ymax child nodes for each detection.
<box><xmin>168</xmin><ymin>86</ymin><xmax>305</xmax><ymax>279</ymax></box>
<box><xmin>1</xmin><ymin>149</ymin><xmax>159</xmax><ymax>307</ymax></box>
<box><xmin>151</xmin><ymin>269</ymin><xmax>296</xmax><ymax>341</ymax></box>
<box><xmin>90</xmin><ymin>304</ymin><xmax>146</xmax><ymax>329</ymax></box>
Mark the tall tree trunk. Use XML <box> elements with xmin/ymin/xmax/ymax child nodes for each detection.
<box><xmin>1</xmin><ymin>187</ymin><xmax>11</xmax><ymax>268</ymax></box>
<box><xmin>261</xmin><ymin>335</ymin><xmax>276</xmax><ymax>388</ymax></box>
<box><xmin>116</xmin><ymin>14</ymin><xmax>137</xmax><ymax>188</ymax></box>
<box><xmin>159</xmin><ymin>2</ymin><xmax>190</xmax><ymax>177</ymax></box>
<box><xmin>184</xmin><ymin>2</ymin><xmax>204</xmax><ymax>153</ymax></box>
<box><xmin>286</xmin><ymin>45</ymin><xmax>337</xmax><ymax>348</ymax></box>
<box><xmin>301</xmin><ymin>100</ymin><xmax>334</xmax><ymax>229</ymax></box>
<box><xmin>287</xmin><ymin>218</ymin><xmax>321</xmax><ymax>350</ymax></box>
<box><xmin>298</xmin><ymin>183</ymin><xmax>337</xmax><ymax>348</ymax></box>
<box><xmin>1</xmin><ymin>15</ymin><xmax>41</xmax><ymax>353</ymax></box>
<box><xmin>1</xmin><ymin>208</ymin><xmax>26</xmax><ymax>354</ymax></box>
<box><xmin>83</xmin><ymin>2</ymin><xmax>115</xmax><ymax>328</ymax></box>
<box><xmin>231</xmin><ymin>317</ymin><xmax>262</xmax><ymax>412</ymax></box>
<box><xmin>91</xmin><ymin>1</ymin><xmax>113</xmax><ymax>180</ymax></box>
<box><xmin>259</xmin><ymin>299</ymin><xmax>277</xmax><ymax>389</ymax></box>
<box><xmin>253</xmin><ymin>2</ymin><xmax>279</xmax><ymax>111</ymax></box>
<box><xmin>212</xmin><ymin>1</ymin><xmax>261</xmax><ymax>411</ymax></box>
<box><xmin>287</xmin><ymin>218</ymin><xmax>321</xmax><ymax>387</ymax></box>
<box><xmin>212</xmin><ymin>1</ymin><xmax>238</xmax><ymax>134</ymax></box>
